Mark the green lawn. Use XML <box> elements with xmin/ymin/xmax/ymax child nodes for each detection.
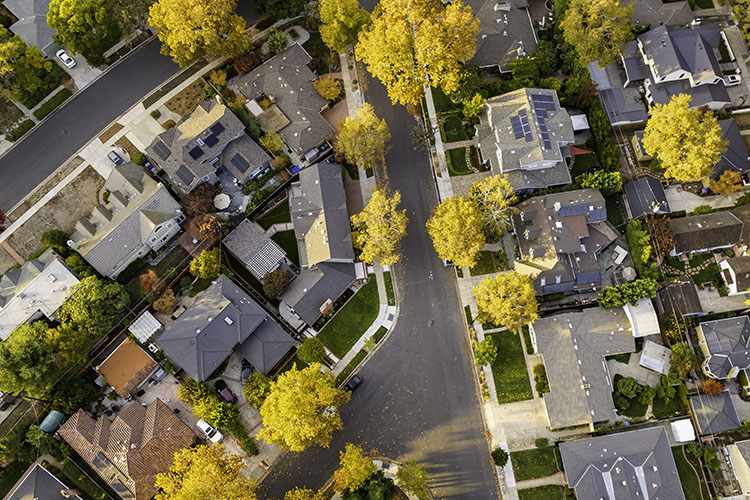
<box><xmin>693</xmin><ymin>262</ymin><xmax>720</xmax><ymax>285</ymax></box>
<box><xmin>470</xmin><ymin>250</ymin><xmax>507</xmax><ymax>276</ymax></box>
<box><xmin>441</xmin><ymin>115</ymin><xmax>468</xmax><ymax>143</ymax></box>
<box><xmin>652</xmin><ymin>389</ymin><xmax>686</xmax><ymax>419</ymax></box>
<box><xmin>694</xmin><ymin>0</ymin><xmax>714</xmax><ymax>8</ymax></box>
<box><xmin>302</xmin><ymin>32</ymin><xmax>334</xmax><ymax>74</ymax></box>
<box><xmin>257</xmin><ymin>200</ymin><xmax>291</xmax><ymax>230</ymax></box>
<box><xmin>0</xmin><ymin>459</ymin><xmax>30</xmax><ymax>497</ymax></box>
<box><xmin>604</xmin><ymin>194</ymin><xmax>624</xmax><ymax>228</ymax></box>
<box><xmin>372</xmin><ymin>326</ymin><xmax>388</xmax><ymax>343</ymax></box>
<box><xmin>383</xmin><ymin>271</ymin><xmax>395</xmax><ymax>305</ymax></box>
<box><xmin>432</xmin><ymin>87</ymin><xmax>460</xmax><ymax>114</ymax></box>
<box><xmin>488</xmin><ymin>330</ymin><xmax>533</xmax><ymax>403</ymax></box>
<box><xmin>618</xmin><ymin>396</ymin><xmax>649</xmax><ymax>418</ymax></box>
<box><xmin>335</xmin><ymin>349</ymin><xmax>367</xmax><ymax>386</ymax></box>
<box><xmin>446</xmin><ymin>147</ymin><xmax>473</xmax><ymax>176</ymax></box>
<box><xmin>518</xmin><ymin>486</ymin><xmax>574</xmax><ymax>500</ymax></box>
<box><xmin>673</xmin><ymin>446</ymin><xmax>707</xmax><ymax>500</ymax></box>
<box><xmin>511</xmin><ymin>447</ymin><xmax>561</xmax><ymax>481</ymax></box>
<box><xmin>271</xmin><ymin>230</ymin><xmax>299</xmax><ymax>267</ymax></box>
<box><xmin>570</xmin><ymin>153</ymin><xmax>598</xmax><ymax>179</ymax></box>
<box><xmin>317</xmin><ymin>279</ymin><xmax>380</xmax><ymax>358</ymax></box>
<box><xmin>277</xmin><ymin>349</ymin><xmax>308</xmax><ymax>375</ymax></box>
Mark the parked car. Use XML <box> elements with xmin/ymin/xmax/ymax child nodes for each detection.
<box><xmin>345</xmin><ymin>375</ymin><xmax>363</xmax><ymax>392</ymax></box>
<box><xmin>725</xmin><ymin>74</ymin><xmax>742</xmax><ymax>87</ymax></box>
<box><xmin>56</xmin><ymin>49</ymin><xmax>76</xmax><ymax>69</ymax></box>
<box><xmin>214</xmin><ymin>379</ymin><xmax>235</xmax><ymax>403</ymax></box>
<box><xmin>240</xmin><ymin>360</ymin><xmax>253</xmax><ymax>383</ymax></box>
<box><xmin>196</xmin><ymin>419</ymin><xmax>223</xmax><ymax>443</ymax></box>
<box><xmin>107</xmin><ymin>151</ymin><xmax>125</xmax><ymax>166</ymax></box>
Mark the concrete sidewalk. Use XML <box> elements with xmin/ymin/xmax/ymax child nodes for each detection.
<box><xmin>423</xmin><ymin>85</ymin><xmax>454</xmax><ymax>201</ymax></box>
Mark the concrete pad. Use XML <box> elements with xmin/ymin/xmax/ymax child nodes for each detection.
<box><xmin>129</xmin><ymin>115</ymin><xmax>165</xmax><ymax>151</ymax></box>
<box><xmin>696</xmin><ymin>286</ymin><xmax>749</xmax><ymax>314</ymax></box>
<box><xmin>53</xmin><ymin>53</ymin><xmax>102</xmax><ymax>90</ymax></box>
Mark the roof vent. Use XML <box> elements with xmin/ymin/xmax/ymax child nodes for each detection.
<box><xmin>48</xmin><ymin>274</ymin><xmax>57</xmax><ymax>282</ymax></box>
<box><xmin>224</xmin><ymin>317</ymin><xmax>234</xmax><ymax>325</ymax></box>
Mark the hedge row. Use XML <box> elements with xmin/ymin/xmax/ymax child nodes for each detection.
<box><xmin>33</xmin><ymin>88</ymin><xmax>73</xmax><ymax>120</ymax></box>
<box><xmin>5</xmin><ymin>119</ymin><xmax>35</xmax><ymax>142</ymax></box>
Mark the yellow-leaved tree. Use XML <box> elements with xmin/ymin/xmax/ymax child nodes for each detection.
<box><xmin>734</xmin><ymin>0</ymin><xmax>750</xmax><ymax>43</ymax></box>
<box><xmin>333</xmin><ymin>443</ymin><xmax>377</xmax><ymax>492</ymax></box>
<box><xmin>642</xmin><ymin>94</ymin><xmax>727</xmax><ymax>182</ymax></box>
<box><xmin>560</xmin><ymin>0</ymin><xmax>634</xmax><ymax>67</ymax></box>
<box><xmin>320</xmin><ymin>0</ymin><xmax>370</xmax><ymax>53</ymax></box>
<box><xmin>314</xmin><ymin>77</ymin><xmax>342</xmax><ymax>101</ymax></box>
<box><xmin>155</xmin><ymin>444</ymin><xmax>257</xmax><ymax>500</ymax></box>
<box><xmin>338</xmin><ymin>103</ymin><xmax>392</xmax><ymax>172</ymax></box>
<box><xmin>149</xmin><ymin>0</ymin><xmax>250</xmax><ymax>67</ymax></box>
<box><xmin>258</xmin><ymin>363</ymin><xmax>350</xmax><ymax>451</ymax></box>
<box><xmin>351</xmin><ymin>187</ymin><xmax>408</xmax><ymax>265</ymax></box>
<box><xmin>425</xmin><ymin>196</ymin><xmax>485</xmax><ymax>268</ymax></box>
<box><xmin>467</xmin><ymin>174</ymin><xmax>517</xmax><ymax>234</ymax></box>
<box><xmin>356</xmin><ymin>0</ymin><xmax>479</xmax><ymax>106</ymax></box>
<box><xmin>709</xmin><ymin>169</ymin><xmax>742</xmax><ymax>196</ymax></box>
<box><xmin>473</xmin><ymin>272</ymin><xmax>538</xmax><ymax>332</ymax></box>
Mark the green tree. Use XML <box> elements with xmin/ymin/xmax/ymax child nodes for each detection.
<box><xmin>0</xmin><ymin>26</ymin><xmax>59</xmax><ymax>106</ymax></box>
<box><xmin>58</xmin><ymin>276</ymin><xmax>130</xmax><ymax>336</ymax></box>
<box><xmin>65</xmin><ymin>253</ymin><xmax>96</xmax><ymax>277</ymax></box>
<box><xmin>149</xmin><ymin>0</ymin><xmax>250</xmax><ymax>67</ymax></box>
<box><xmin>642</xmin><ymin>94</ymin><xmax>727</xmax><ymax>182</ymax></box>
<box><xmin>637</xmin><ymin>385</ymin><xmax>655</xmax><ymax>406</ymax></box>
<box><xmin>259</xmin><ymin>131</ymin><xmax>283</xmax><ymax>155</ymax></box>
<box><xmin>560</xmin><ymin>0</ymin><xmax>634</xmax><ymax>67</ymax></box>
<box><xmin>26</xmin><ymin>425</ymin><xmax>58</xmax><ymax>455</ymax></box>
<box><xmin>41</xmin><ymin>229</ymin><xmax>71</xmax><ymax>256</ymax></box>
<box><xmin>426</xmin><ymin>196</ymin><xmax>485</xmax><ymax>268</ymax></box>
<box><xmin>263</xmin><ymin>269</ymin><xmax>291</xmax><ymax>298</ymax></box>
<box><xmin>258</xmin><ymin>363</ymin><xmax>350</xmax><ymax>451</ymax></box>
<box><xmin>190</xmin><ymin>247</ymin><xmax>220</xmax><ymax>280</ymax></box>
<box><xmin>598</xmin><ymin>278</ymin><xmax>659</xmax><ymax>307</ymax></box>
<box><xmin>575</xmin><ymin>170</ymin><xmax>623</xmax><ymax>194</ymax></box>
<box><xmin>356</xmin><ymin>0</ymin><xmax>479</xmax><ymax>106</ymax></box>
<box><xmin>670</xmin><ymin>342</ymin><xmax>696</xmax><ymax>380</ymax></box>
<box><xmin>51</xmin><ymin>377</ymin><xmax>100</xmax><ymax>414</ymax></box>
<box><xmin>507</xmin><ymin>57</ymin><xmax>540</xmax><ymax>87</ymax></box>
<box><xmin>462</xmin><ymin>93</ymin><xmax>486</xmax><ymax>123</ymax></box>
<box><xmin>47</xmin><ymin>0</ymin><xmax>122</xmax><ymax>65</ymax></box>
<box><xmin>297</xmin><ymin>338</ymin><xmax>328</xmax><ymax>365</ymax></box>
<box><xmin>0</xmin><ymin>322</ymin><xmax>56</xmax><ymax>396</ymax></box>
<box><xmin>396</xmin><ymin>460</ymin><xmax>429</xmax><ymax>500</ymax></box>
<box><xmin>735</xmin><ymin>0</ymin><xmax>750</xmax><ymax>43</ymax></box>
<box><xmin>46</xmin><ymin>325</ymin><xmax>91</xmax><ymax>367</ymax></box>
<box><xmin>319</xmin><ymin>0</ymin><xmax>370</xmax><ymax>52</ymax></box>
<box><xmin>655</xmin><ymin>375</ymin><xmax>676</xmax><ymax>404</ymax></box>
<box><xmin>267</xmin><ymin>29</ymin><xmax>288</xmax><ymax>54</ymax></box>
<box><xmin>350</xmin><ymin>187</ymin><xmax>408</xmax><ymax>265</ymax></box>
<box><xmin>337</xmin><ymin>103</ymin><xmax>391</xmax><ymax>172</ymax></box>
<box><xmin>491</xmin><ymin>447</ymin><xmax>508</xmax><ymax>467</ymax></box>
<box><xmin>244</xmin><ymin>372</ymin><xmax>271</xmax><ymax>409</ymax></box>
<box><xmin>314</xmin><ymin>77</ymin><xmax>342</xmax><ymax>100</ymax></box>
<box><xmin>473</xmin><ymin>337</ymin><xmax>497</xmax><ymax>366</ymax></box>
<box><xmin>473</xmin><ymin>272</ymin><xmax>538</xmax><ymax>333</ymax></box>
<box><xmin>334</xmin><ymin>443</ymin><xmax>377</xmax><ymax>492</ymax></box>
<box><xmin>249</xmin><ymin>0</ymin><xmax>305</xmax><ymax>20</ymax></box>
<box><xmin>534</xmin><ymin>39</ymin><xmax>559</xmax><ymax>75</ymax></box>
<box><xmin>617</xmin><ymin>376</ymin><xmax>639</xmax><ymax>399</ymax></box>
<box><xmin>177</xmin><ymin>377</ymin><xmax>212</xmax><ymax>406</ymax></box>
<box><xmin>110</xmin><ymin>0</ymin><xmax>154</xmax><ymax>35</ymax></box>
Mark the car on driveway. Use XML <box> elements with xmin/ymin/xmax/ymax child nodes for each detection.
<box><xmin>725</xmin><ymin>74</ymin><xmax>742</xmax><ymax>87</ymax></box>
<box><xmin>196</xmin><ymin>419</ymin><xmax>223</xmax><ymax>443</ymax></box>
<box><xmin>56</xmin><ymin>49</ymin><xmax>76</xmax><ymax>69</ymax></box>
<box><xmin>240</xmin><ymin>359</ymin><xmax>253</xmax><ymax>383</ymax></box>
<box><xmin>214</xmin><ymin>379</ymin><xmax>235</xmax><ymax>403</ymax></box>
<box><xmin>345</xmin><ymin>375</ymin><xmax>362</xmax><ymax>392</ymax></box>
<box><xmin>107</xmin><ymin>151</ymin><xmax>125</xmax><ymax>166</ymax></box>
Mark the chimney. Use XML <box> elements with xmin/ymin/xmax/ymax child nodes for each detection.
<box><xmin>61</xmin><ymin>489</ymin><xmax>81</xmax><ymax>498</ymax></box>
<box><xmin>92</xmin><ymin>205</ymin><xmax>113</xmax><ymax>224</ymax></box>
<box><xmin>109</xmin><ymin>190</ymin><xmax>128</xmax><ymax>210</ymax></box>
<box><xmin>75</xmin><ymin>218</ymin><xmax>97</xmax><ymax>239</ymax></box>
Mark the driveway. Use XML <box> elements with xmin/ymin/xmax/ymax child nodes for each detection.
<box><xmin>53</xmin><ymin>51</ymin><xmax>104</xmax><ymax>90</ymax></box>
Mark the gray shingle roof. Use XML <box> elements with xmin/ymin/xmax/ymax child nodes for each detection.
<box><xmin>532</xmin><ymin>308</ymin><xmax>635</xmax><ymax>429</ymax></box>
<box><xmin>464</xmin><ymin>0</ymin><xmax>537</xmax><ymax>69</ymax></box>
<box><xmin>227</xmin><ymin>43</ymin><xmax>334</xmax><ymax>154</ymax></box>
<box><xmin>624</xmin><ymin>176</ymin><xmax>670</xmax><ymax>219</ymax></box>
<box><xmin>7</xmin><ymin>463</ymin><xmax>80</xmax><ymax>500</ymax></box>
<box><xmin>157</xmin><ymin>275</ymin><xmax>293</xmax><ymax>379</ymax></box>
<box><xmin>699</xmin><ymin>316</ymin><xmax>750</xmax><ymax>379</ymax></box>
<box><xmin>724</xmin><ymin>256</ymin><xmax>750</xmax><ymax>293</ymax></box>
<box><xmin>626</xmin><ymin>0</ymin><xmax>693</xmax><ymax>28</ymax></box>
<box><xmin>690</xmin><ymin>391</ymin><xmax>741</xmax><ymax>435</ymax></box>
<box><xmin>280</xmin><ymin>262</ymin><xmax>356</xmax><ymax>325</ymax></box>
<box><xmin>668</xmin><ymin>211</ymin><xmax>743</xmax><ymax>254</ymax></box>
<box><xmin>560</xmin><ymin>427</ymin><xmax>686</xmax><ymax>500</ymax></box>
<box><xmin>476</xmin><ymin>88</ymin><xmax>574</xmax><ymax>193</ymax></box>
<box><xmin>639</xmin><ymin>24</ymin><xmax>722</xmax><ymax>84</ymax></box>
<box><xmin>223</xmin><ymin>219</ymin><xmax>286</xmax><ymax>280</ymax></box>
<box><xmin>647</xmin><ymin>76</ymin><xmax>730</xmax><ymax>109</ymax></box>
<box><xmin>220</xmin><ymin>134</ymin><xmax>271</xmax><ymax>182</ymax></box>
<box><xmin>5</xmin><ymin>0</ymin><xmax>57</xmax><ymax>56</ymax></box>
<box><xmin>713</xmin><ymin>119</ymin><xmax>750</xmax><ymax>180</ymax></box>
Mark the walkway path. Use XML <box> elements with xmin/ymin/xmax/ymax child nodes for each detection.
<box><xmin>265</xmin><ymin>222</ymin><xmax>294</xmax><ymax>236</ymax></box>
<box><xmin>514</xmin><ymin>472</ymin><xmax>566</xmax><ymax>490</ymax></box>
<box><xmin>0</xmin><ymin>241</ymin><xmax>24</xmax><ymax>265</ymax></box>
<box><xmin>443</xmin><ymin>139</ymin><xmax>475</xmax><ymax>150</ymax></box>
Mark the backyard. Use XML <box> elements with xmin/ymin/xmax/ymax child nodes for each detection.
<box><xmin>256</xmin><ymin>199</ymin><xmax>291</xmax><ymax>230</ymax></box>
<box><xmin>672</xmin><ymin>446</ymin><xmax>710</xmax><ymax>500</ymax></box>
<box><xmin>510</xmin><ymin>447</ymin><xmax>562</xmax><ymax>481</ymax></box>
<box><xmin>316</xmin><ymin>279</ymin><xmax>380</xmax><ymax>358</ymax></box>
<box><xmin>124</xmin><ymin>246</ymin><xmax>189</xmax><ymax>301</ymax></box>
<box><xmin>271</xmin><ymin>230</ymin><xmax>299</xmax><ymax>267</ymax></box>
<box><xmin>488</xmin><ymin>330</ymin><xmax>533</xmax><ymax>403</ymax></box>
<box><xmin>651</xmin><ymin>388</ymin><xmax>687</xmax><ymax>419</ymax></box>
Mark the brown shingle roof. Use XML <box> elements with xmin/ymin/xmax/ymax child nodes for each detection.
<box><xmin>58</xmin><ymin>398</ymin><xmax>195</xmax><ymax>500</ymax></box>
<box><xmin>97</xmin><ymin>339</ymin><xmax>158</xmax><ymax>397</ymax></box>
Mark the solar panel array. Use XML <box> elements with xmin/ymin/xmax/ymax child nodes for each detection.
<box><xmin>231</xmin><ymin>154</ymin><xmax>251</xmax><ymax>173</ymax></box>
<box><xmin>189</xmin><ymin>146</ymin><xmax>204</xmax><ymax>160</ymax></box>
<box><xmin>211</xmin><ymin>122</ymin><xmax>225</xmax><ymax>135</ymax></box>
<box><xmin>511</xmin><ymin>109</ymin><xmax>532</xmax><ymax>142</ymax></box>
<box><xmin>152</xmin><ymin>140</ymin><xmax>171</xmax><ymax>161</ymax></box>
<box><xmin>204</xmin><ymin>134</ymin><xmax>218</xmax><ymax>148</ymax></box>
<box><xmin>531</xmin><ymin>93</ymin><xmax>556</xmax><ymax>150</ymax></box>
<box><xmin>705</xmin><ymin>329</ymin><xmax>733</xmax><ymax>354</ymax></box>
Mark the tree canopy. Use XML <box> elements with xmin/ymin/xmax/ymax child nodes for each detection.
<box><xmin>320</xmin><ymin>0</ymin><xmax>370</xmax><ymax>53</ymax></box>
<box><xmin>0</xmin><ymin>26</ymin><xmax>62</xmax><ymax>109</ymax></box>
<box><xmin>426</xmin><ymin>196</ymin><xmax>485</xmax><ymax>268</ymax></box>
<box><xmin>259</xmin><ymin>363</ymin><xmax>350</xmax><ymax>451</ymax></box>
<box><xmin>396</xmin><ymin>460</ymin><xmax>430</xmax><ymax>500</ymax></box>
<box><xmin>560</xmin><ymin>0</ymin><xmax>634</xmax><ymax>67</ymax></box>
<box><xmin>598</xmin><ymin>278</ymin><xmax>659</xmax><ymax>307</ymax></box>
<box><xmin>0</xmin><ymin>322</ymin><xmax>56</xmax><ymax>396</ymax></box>
<box><xmin>473</xmin><ymin>272</ymin><xmax>538</xmax><ymax>332</ymax></box>
<box><xmin>249</xmin><ymin>0</ymin><xmax>305</xmax><ymax>20</ymax></box>
<box><xmin>337</xmin><ymin>103</ymin><xmax>392</xmax><ymax>173</ymax></box>
<box><xmin>48</xmin><ymin>0</ymin><xmax>122</xmax><ymax>65</ymax></box>
<box><xmin>190</xmin><ymin>247</ymin><xmax>221</xmax><ymax>280</ymax></box>
<box><xmin>297</xmin><ymin>338</ymin><xmax>328</xmax><ymax>365</ymax></box>
<box><xmin>351</xmin><ymin>187</ymin><xmax>408</xmax><ymax>265</ymax></box>
<box><xmin>314</xmin><ymin>77</ymin><xmax>342</xmax><ymax>101</ymax></box>
<box><xmin>149</xmin><ymin>0</ymin><xmax>250</xmax><ymax>67</ymax></box>
<box><xmin>334</xmin><ymin>443</ymin><xmax>377</xmax><ymax>492</ymax></box>
<box><xmin>356</xmin><ymin>0</ymin><xmax>479</xmax><ymax>106</ymax></box>
<box><xmin>58</xmin><ymin>276</ymin><xmax>130</xmax><ymax>336</ymax></box>
<box><xmin>710</xmin><ymin>169</ymin><xmax>742</xmax><ymax>196</ymax></box>
<box><xmin>467</xmin><ymin>175</ymin><xmax>517</xmax><ymax>234</ymax></box>
<box><xmin>642</xmin><ymin>94</ymin><xmax>727</xmax><ymax>182</ymax></box>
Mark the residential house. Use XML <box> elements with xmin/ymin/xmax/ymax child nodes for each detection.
<box><xmin>728</xmin><ymin>439</ymin><xmax>750</xmax><ymax>496</ymax></box>
<box><xmin>587</xmin><ymin>61</ymin><xmax>649</xmax><ymax>127</ymax></box>
<box><xmin>529</xmin><ymin>307</ymin><xmax>635</xmax><ymax>430</ymax></box>
<box><xmin>689</xmin><ymin>391</ymin><xmax>741</xmax><ymax>435</ymax></box>
<box><xmin>631</xmin><ymin>131</ymin><xmax>653</xmax><ymax>163</ymax></box>
<box><xmin>626</xmin><ymin>0</ymin><xmax>693</xmax><ymax>29</ymax></box>
<box><xmin>721</xmin><ymin>256</ymin><xmax>750</xmax><ymax>295</ymax></box>
<box><xmin>559</xmin><ymin>427</ymin><xmax>686</xmax><ymax>500</ymax></box>
<box><xmin>157</xmin><ymin>275</ymin><xmax>294</xmax><ymax>380</ymax></box>
<box><xmin>623</xmin><ymin>298</ymin><xmax>661</xmax><ymax>337</ymax></box>
<box><xmin>0</xmin><ymin>248</ymin><xmax>78</xmax><ymax>341</ymax></box>
<box><xmin>227</xmin><ymin>43</ymin><xmax>335</xmax><ymax>156</ymax></box>
<box><xmin>668</xmin><ymin>211</ymin><xmax>744</xmax><ymax>256</ymax></box>
<box><xmin>655</xmin><ymin>277</ymin><xmax>704</xmax><ymax>317</ymax></box>
<box><xmin>475</xmin><ymin>88</ymin><xmax>575</xmax><ymax>194</ymax></box>
<box><xmin>697</xmin><ymin>316</ymin><xmax>750</xmax><ymax>390</ymax></box>
<box><xmin>4</xmin><ymin>0</ymin><xmax>57</xmax><ymax>56</ymax></box>
<box><xmin>711</xmin><ymin>119</ymin><xmax>750</xmax><ymax>182</ymax></box>
<box><xmin>280</xmin><ymin>163</ymin><xmax>357</xmax><ymax>326</ymax></box>
<box><xmin>463</xmin><ymin>0</ymin><xmax>537</xmax><ymax>71</ymax></box>
<box><xmin>68</xmin><ymin>162</ymin><xmax>184</xmax><ymax>279</ymax></box>
<box><xmin>623</xmin><ymin>175</ymin><xmax>671</xmax><ymax>219</ymax></box>
<box><xmin>5</xmin><ymin>463</ymin><xmax>81</xmax><ymax>500</ymax></box>
<box><xmin>146</xmin><ymin>100</ymin><xmax>271</xmax><ymax>194</ymax></box>
<box><xmin>511</xmin><ymin>188</ymin><xmax>619</xmax><ymax>296</ymax></box>
<box><xmin>223</xmin><ymin>219</ymin><xmax>288</xmax><ymax>281</ymax></box>
<box><xmin>58</xmin><ymin>398</ymin><xmax>196</xmax><ymax>500</ymax></box>
<box><xmin>96</xmin><ymin>338</ymin><xmax>160</xmax><ymax>398</ymax></box>
<box><xmin>639</xmin><ymin>340</ymin><xmax>671</xmax><ymax>374</ymax></box>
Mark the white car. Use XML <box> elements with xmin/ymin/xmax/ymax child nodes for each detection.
<box><xmin>56</xmin><ymin>49</ymin><xmax>76</xmax><ymax>69</ymax></box>
<box><xmin>725</xmin><ymin>74</ymin><xmax>742</xmax><ymax>87</ymax></box>
<box><xmin>196</xmin><ymin>419</ymin><xmax>223</xmax><ymax>443</ymax></box>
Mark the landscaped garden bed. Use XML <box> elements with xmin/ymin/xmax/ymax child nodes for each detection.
<box><xmin>469</xmin><ymin>250</ymin><xmax>508</xmax><ymax>276</ymax></box>
<box><xmin>672</xmin><ymin>446</ymin><xmax>710</xmax><ymax>500</ymax></box>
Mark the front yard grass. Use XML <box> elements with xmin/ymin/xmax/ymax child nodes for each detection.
<box><xmin>0</xmin><ymin>459</ymin><xmax>31</xmax><ymax>497</ymax></box>
<box><xmin>673</xmin><ymin>446</ymin><xmax>708</xmax><ymax>500</ymax></box>
<box><xmin>335</xmin><ymin>349</ymin><xmax>367</xmax><ymax>386</ymax></box>
<box><xmin>446</xmin><ymin>147</ymin><xmax>473</xmax><ymax>176</ymax></box>
<box><xmin>383</xmin><ymin>271</ymin><xmax>395</xmax><ymax>305</ymax></box>
<box><xmin>488</xmin><ymin>330</ymin><xmax>533</xmax><ymax>403</ymax></box>
<box><xmin>518</xmin><ymin>486</ymin><xmax>574</xmax><ymax>500</ymax></box>
<box><xmin>432</xmin><ymin>87</ymin><xmax>460</xmax><ymax>114</ymax></box>
<box><xmin>604</xmin><ymin>194</ymin><xmax>624</xmax><ymax>228</ymax></box>
<box><xmin>470</xmin><ymin>250</ymin><xmax>507</xmax><ymax>276</ymax></box>
<box><xmin>317</xmin><ymin>279</ymin><xmax>380</xmax><ymax>358</ymax></box>
<box><xmin>271</xmin><ymin>230</ymin><xmax>299</xmax><ymax>267</ymax></box>
<box><xmin>511</xmin><ymin>447</ymin><xmax>561</xmax><ymax>481</ymax></box>
<box><xmin>257</xmin><ymin>200</ymin><xmax>291</xmax><ymax>229</ymax></box>
<box><xmin>441</xmin><ymin>115</ymin><xmax>468</xmax><ymax>143</ymax></box>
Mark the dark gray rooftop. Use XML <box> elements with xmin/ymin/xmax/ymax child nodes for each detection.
<box><xmin>626</xmin><ymin>0</ymin><xmax>692</xmax><ymax>28</ymax></box>
<box><xmin>647</xmin><ymin>76</ymin><xmax>730</xmax><ymax>109</ymax></box>
<box><xmin>624</xmin><ymin>176</ymin><xmax>670</xmax><ymax>219</ymax></box>
<box><xmin>699</xmin><ymin>316</ymin><xmax>750</xmax><ymax>379</ymax></box>
<box><xmin>223</xmin><ymin>219</ymin><xmax>287</xmax><ymax>281</ymax></box>
<box><xmin>464</xmin><ymin>0</ymin><xmax>537</xmax><ymax>69</ymax></box>
<box><xmin>281</xmin><ymin>261</ymin><xmax>356</xmax><ymax>325</ymax></box>
<box><xmin>656</xmin><ymin>278</ymin><xmax>704</xmax><ymax>317</ymax></box>
<box><xmin>713</xmin><ymin>119</ymin><xmax>750</xmax><ymax>181</ymax></box>
<box><xmin>690</xmin><ymin>391</ymin><xmax>741</xmax><ymax>435</ymax></box>
<box><xmin>7</xmin><ymin>463</ymin><xmax>81</xmax><ymax>500</ymax></box>
<box><xmin>560</xmin><ymin>427</ymin><xmax>686</xmax><ymax>500</ymax></box>
<box><xmin>639</xmin><ymin>24</ymin><xmax>723</xmax><ymax>85</ymax></box>
<box><xmin>668</xmin><ymin>211</ymin><xmax>743</xmax><ymax>254</ymax></box>
<box><xmin>220</xmin><ymin>134</ymin><xmax>271</xmax><ymax>183</ymax></box>
<box><xmin>5</xmin><ymin>0</ymin><xmax>57</xmax><ymax>56</ymax></box>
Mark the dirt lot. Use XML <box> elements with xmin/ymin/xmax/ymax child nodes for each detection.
<box><xmin>8</xmin><ymin>156</ymin><xmax>85</xmax><ymax>220</ymax></box>
<box><xmin>5</xmin><ymin>166</ymin><xmax>103</xmax><ymax>258</ymax></box>
<box><xmin>165</xmin><ymin>80</ymin><xmax>206</xmax><ymax>118</ymax></box>
<box><xmin>0</xmin><ymin>96</ymin><xmax>24</xmax><ymax>134</ymax></box>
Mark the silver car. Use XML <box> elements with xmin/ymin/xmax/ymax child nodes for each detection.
<box><xmin>196</xmin><ymin>419</ymin><xmax>223</xmax><ymax>443</ymax></box>
<box><xmin>56</xmin><ymin>49</ymin><xmax>76</xmax><ymax>69</ymax></box>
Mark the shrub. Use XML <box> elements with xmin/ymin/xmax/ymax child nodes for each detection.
<box><xmin>229</xmin><ymin>105</ymin><xmax>262</xmax><ymax>139</ymax></box>
<box><xmin>702</xmin><ymin>378</ymin><xmax>723</xmax><ymax>396</ymax></box>
<box><xmin>534</xmin><ymin>364</ymin><xmax>550</xmax><ymax>394</ymax></box>
<box><xmin>692</xmin><ymin>204</ymin><xmax>713</xmax><ymax>215</ymax></box>
<box><xmin>263</xmin><ymin>268</ymin><xmax>292</xmax><ymax>297</ymax></box>
<box><xmin>617</xmin><ymin>376</ymin><xmax>639</xmax><ymax>399</ymax></box>
<box><xmin>33</xmin><ymin>88</ymin><xmax>73</xmax><ymax>120</ymax></box>
<box><xmin>244</xmin><ymin>372</ymin><xmax>271</xmax><ymax>408</ymax></box>
<box><xmin>131</xmin><ymin>151</ymin><xmax>146</xmax><ymax>165</ymax></box>
<box><xmin>162</xmin><ymin>119</ymin><xmax>176</xmax><ymax>130</ymax></box>
<box><xmin>535</xmin><ymin>438</ymin><xmax>549</xmax><ymax>448</ymax></box>
<box><xmin>297</xmin><ymin>337</ymin><xmax>328</xmax><ymax>365</ymax></box>
<box><xmin>150</xmin><ymin>109</ymin><xmax>161</xmax><ymax>119</ymax></box>
<box><xmin>474</xmin><ymin>337</ymin><xmax>498</xmax><ymax>366</ymax></box>
<box><xmin>6</xmin><ymin>119</ymin><xmax>35</xmax><ymax>142</ymax></box>
<box><xmin>41</xmin><ymin>229</ymin><xmax>71</xmax><ymax>256</ymax></box>
<box><xmin>268</xmin><ymin>29</ymin><xmax>288</xmax><ymax>54</ymax></box>
<box><xmin>491</xmin><ymin>447</ymin><xmax>508</xmax><ymax>467</ymax></box>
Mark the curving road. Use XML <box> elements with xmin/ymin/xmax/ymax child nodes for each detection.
<box><xmin>256</xmin><ymin>72</ymin><xmax>498</xmax><ymax>500</ymax></box>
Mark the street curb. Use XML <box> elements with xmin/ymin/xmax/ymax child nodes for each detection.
<box><xmin>1</xmin><ymin>32</ymin><xmax>158</xmax><ymax>160</ymax></box>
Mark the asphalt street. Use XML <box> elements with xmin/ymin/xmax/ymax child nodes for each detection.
<box><xmin>257</xmin><ymin>73</ymin><xmax>498</xmax><ymax>500</ymax></box>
